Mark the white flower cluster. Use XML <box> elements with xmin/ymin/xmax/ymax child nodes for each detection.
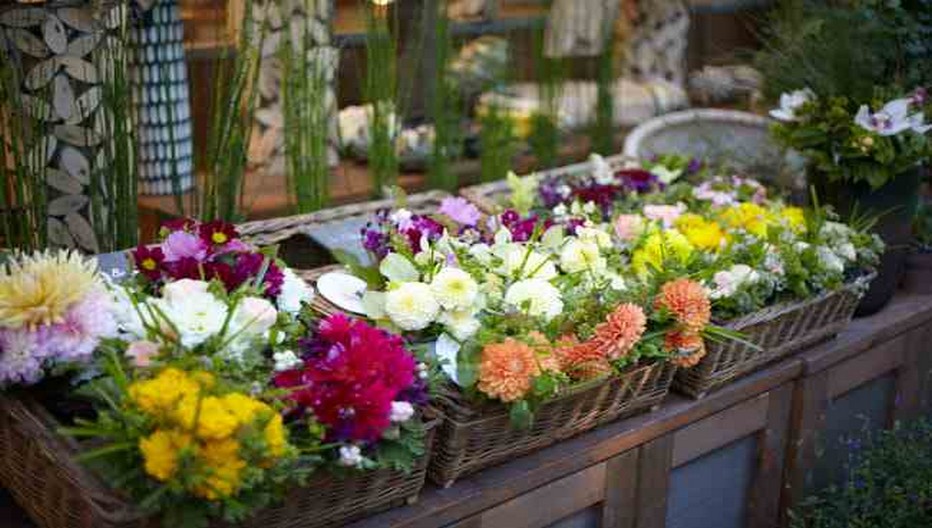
<box><xmin>709</xmin><ymin>264</ymin><xmax>761</xmax><ymax>300</ymax></box>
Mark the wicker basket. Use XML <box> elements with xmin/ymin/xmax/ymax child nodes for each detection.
<box><xmin>237</xmin><ymin>190</ymin><xmax>451</xmax><ymax>247</ymax></box>
<box><xmin>459</xmin><ymin>154</ymin><xmax>634</xmax><ymax>215</ymax></box>
<box><xmin>0</xmin><ymin>394</ymin><xmax>437</xmax><ymax>528</ymax></box>
<box><xmin>428</xmin><ymin>361</ymin><xmax>675</xmax><ymax>486</ymax></box>
<box><xmin>673</xmin><ymin>273</ymin><xmax>874</xmax><ymax>398</ymax></box>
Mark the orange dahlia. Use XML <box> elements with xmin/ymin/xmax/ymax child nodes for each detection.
<box><xmin>664</xmin><ymin>331</ymin><xmax>706</xmax><ymax>368</ymax></box>
<box><xmin>655</xmin><ymin>278</ymin><xmax>711</xmax><ymax>332</ymax></box>
<box><xmin>554</xmin><ymin>336</ymin><xmax>612</xmax><ymax>381</ymax></box>
<box><xmin>569</xmin><ymin>359</ymin><xmax>613</xmax><ymax>381</ymax></box>
<box><xmin>592</xmin><ymin>303</ymin><xmax>647</xmax><ymax>360</ymax></box>
<box><xmin>478</xmin><ymin>339</ymin><xmax>541</xmax><ymax>402</ymax></box>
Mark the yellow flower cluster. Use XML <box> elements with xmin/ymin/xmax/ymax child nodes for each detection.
<box><xmin>631</xmin><ymin>229</ymin><xmax>694</xmax><ymax>277</ymax></box>
<box><xmin>719</xmin><ymin>203</ymin><xmax>772</xmax><ymax>238</ymax></box>
<box><xmin>130</xmin><ymin>368</ymin><xmax>288</xmax><ymax>500</ymax></box>
<box><xmin>675</xmin><ymin>214</ymin><xmax>727</xmax><ymax>251</ymax></box>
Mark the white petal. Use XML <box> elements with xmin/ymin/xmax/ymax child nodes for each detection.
<box><xmin>854</xmin><ymin>105</ymin><xmax>874</xmax><ymax>131</ymax></box>
<box><xmin>882</xmin><ymin>98</ymin><xmax>911</xmax><ymax>120</ymax></box>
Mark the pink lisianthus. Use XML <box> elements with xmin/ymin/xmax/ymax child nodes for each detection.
<box><xmin>439</xmin><ymin>197</ymin><xmax>481</xmax><ymax>227</ymax></box>
<box><xmin>126</xmin><ymin>340</ymin><xmax>160</xmax><ymax>367</ymax></box>
<box><xmin>643</xmin><ymin>203</ymin><xmax>687</xmax><ymax>228</ymax></box>
<box><xmin>613</xmin><ymin>214</ymin><xmax>646</xmax><ymax>242</ymax></box>
<box><xmin>162</xmin><ymin>231</ymin><xmax>208</xmax><ymax>263</ymax></box>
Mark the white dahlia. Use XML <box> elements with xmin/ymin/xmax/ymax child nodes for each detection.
<box><xmin>384</xmin><ymin>282</ymin><xmax>440</xmax><ymax>331</ymax></box>
<box><xmin>504</xmin><ymin>278</ymin><xmax>563</xmax><ymax>320</ymax></box>
<box><xmin>430</xmin><ymin>267</ymin><xmax>479</xmax><ymax>310</ymax></box>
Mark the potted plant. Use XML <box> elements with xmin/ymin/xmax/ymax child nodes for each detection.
<box><xmin>757</xmin><ymin>2</ymin><xmax>932</xmax><ymax>314</ymax></box>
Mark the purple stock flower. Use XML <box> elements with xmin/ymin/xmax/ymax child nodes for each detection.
<box><xmin>616</xmin><ymin>168</ymin><xmax>658</xmax><ymax>193</ymax></box>
<box><xmin>686</xmin><ymin>158</ymin><xmax>703</xmax><ymax>175</ymax></box>
<box><xmin>162</xmin><ymin>230</ymin><xmax>208</xmax><ymax>263</ymax></box>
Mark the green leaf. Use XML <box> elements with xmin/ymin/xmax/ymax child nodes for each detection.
<box><xmin>509</xmin><ymin>400</ymin><xmax>533</xmax><ymax>429</ymax></box>
<box><xmin>456</xmin><ymin>340</ymin><xmax>481</xmax><ymax>388</ymax></box>
<box><xmin>379</xmin><ymin>253</ymin><xmax>420</xmax><ymax>283</ymax></box>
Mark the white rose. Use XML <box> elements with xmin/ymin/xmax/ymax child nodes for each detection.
<box><xmin>505</xmin><ymin>278</ymin><xmax>563</xmax><ymax>320</ymax></box>
<box><xmin>430</xmin><ymin>268</ymin><xmax>479</xmax><ymax>310</ymax></box>
<box><xmin>384</xmin><ymin>282</ymin><xmax>440</xmax><ymax>331</ymax></box>
<box><xmin>390</xmin><ymin>401</ymin><xmax>415</xmax><ymax>423</ymax></box>
<box><xmin>161</xmin><ymin>279</ymin><xmax>210</xmax><ymax>305</ymax></box>
<box><xmin>560</xmin><ymin>239</ymin><xmax>606</xmax><ymax>274</ymax></box>
<box><xmin>155</xmin><ymin>290</ymin><xmax>228</xmax><ymax>348</ymax></box>
<box><xmin>438</xmin><ymin>309</ymin><xmax>481</xmax><ymax>340</ymax></box>
<box><xmin>231</xmin><ymin>297</ymin><xmax>278</xmax><ymax>337</ymax></box>
<box><xmin>277</xmin><ymin>268</ymin><xmax>314</xmax><ymax>313</ymax></box>
<box><xmin>338</xmin><ymin>445</ymin><xmax>364</xmax><ymax>468</ymax></box>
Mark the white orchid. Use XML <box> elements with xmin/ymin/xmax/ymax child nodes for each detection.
<box><xmin>769</xmin><ymin>88</ymin><xmax>815</xmax><ymax>122</ymax></box>
<box><xmin>854</xmin><ymin>98</ymin><xmax>931</xmax><ymax>136</ymax></box>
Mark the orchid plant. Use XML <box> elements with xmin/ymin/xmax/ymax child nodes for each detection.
<box><xmin>769</xmin><ymin>87</ymin><xmax>932</xmax><ymax>188</ymax></box>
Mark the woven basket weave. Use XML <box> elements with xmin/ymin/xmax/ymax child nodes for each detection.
<box><xmin>0</xmin><ymin>394</ymin><xmax>437</xmax><ymax>528</ymax></box>
<box><xmin>674</xmin><ymin>273</ymin><xmax>874</xmax><ymax>398</ymax></box>
<box><xmin>428</xmin><ymin>361</ymin><xmax>675</xmax><ymax>487</ymax></box>
<box><xmin>237</xmin><ymin>190</ymin><xmax>451</xmax><ymax>248</ymax></box>
<box><xmin>459</xmin><ymin>154</ymin><xmax>634</xmax><ymax>215</ymax></box>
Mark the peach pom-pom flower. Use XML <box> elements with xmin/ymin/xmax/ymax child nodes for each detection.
<box><xmin>554</xmin><ymin>335</ymin><xmax>612</xmax><ymax>381</ymax></box>
<box><xmin>478</xmin><ymin>339</ymin><xmax>541</xmax><ymax>402</ymax></box>
<box><xmin>592</xmin><ymin>303</ymin><xmax>647</xmax><ymax>360</ymax></box>
<box><xmin>664</xmin><ymin>331</ymin><xmax>706</xmax><ymax>367</ymax></box>
<box><xmin>655</xmin><ymin>278</ymin><xmax>711</xmax><ymax>332</ymax></box>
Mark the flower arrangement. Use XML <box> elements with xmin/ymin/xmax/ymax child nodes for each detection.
<box><xmin>273</xmin><ymin>314</ymin><xmax>430</xmax><ymax>471</ymax></box>
<box><xmin>0</xmin><ymin>251</ymin><xmax>117</xmax><ymax>387</ymax></box>
<box><xmin>769</xmin><ymin>88</ymin><xmax>931</xmax><ymax>188</ymax></box>
<box><xmin>65</xmin><ymin>362</ymin><xmax>300</xmax><ymax>527</ymax></box>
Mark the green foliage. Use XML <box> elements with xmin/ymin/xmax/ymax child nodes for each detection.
<box><xmin>428</xmin><ymin>1</ymin><xmax>462</xmax><ymax>191</ymax></box>
<box><xmin>364</xmin><ymin>3</ymin><xmax>399</xmax><ymax>197</ymax></box>
<box><xmin>592</xmin><ymin>35</ymin><xmax>615</xmax><ymax>155</ymax></box>
<box><xmin>530</xmin><ymin>26</ymin><xmax>564</xmax><ymax>169</ymax></box>
<box><xmin>913</xmin><ymin>200</ymin><xmax>932</xmax><ymax>247</ymax></box>
<box><xmin>198</xmin><ymin>6</ymin><xmax>266</xmax><ymax>222</ymax></box>
<box><xmin>790</xmin><ymin>419</ymin><xmax>932</xmax><ymax>528</ymax></box>
<box><xmin>281</xmin><ymin>7</ymin><xmax>331</xmax><ymax>213</ymax></box>
<box><xmin>755</xmin><ymin>2</ymin><xmax>900</xmax><ymax>102</ymax></box>
<box><xmin>479</xmin><ymin>104</ymin><xmax>518</xmax><ymax>183</ymax></box>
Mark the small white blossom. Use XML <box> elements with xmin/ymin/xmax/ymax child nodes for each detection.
<box><xmin>273</xmin><ymin>350</ymin><xmax>303</xmax><ymax>372</ymax></box>
<box><xmin>390</xmin><ymin>401</ymin><xmax>415</xmax><ymax>423</ymax></box>
<box><xmin>338</xmin><ymin>445</ymin><xmax>364</xmax><ymax>468</ymax></box>
<box><xmin>770</xmin><ymin>88</ymin><xmax>815</xmax><ymax>122</ymax></box>
<box><xmin>277</xmin><ymin>268</ymin><xmax>314</xmax><ymax>313</ymax></box>
<box><xmin>817</xmin><ymin>247</ymin><xmax>845</xmax><ymax>274</ymax></box>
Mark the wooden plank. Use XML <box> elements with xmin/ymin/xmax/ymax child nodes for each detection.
<box><xmin>747</xmin><ymin>384</ymin><xmax>793</xmax><ymax>528</ymax></box>
<box><xmin>671</xmin><ymin>393</ymin><xmax>770</xmax><ymax>468</ymax></box>
<box><xmin>635</xmin><ymin>435</ymin><xmax>674</xmax><ymax>528</ymax></box>
<box><xmin>826</xmin><ymin>334</ymin><xmax>906</xmax><ymax>400</ymax></box>
<box><xmin>461</xmin><ymin>463</ymin><xmax>607</xmax><ymax>528</ymax></box>
<box><xmin>780</xmin><ymin>372</ymin><xmax>828</xmax><ymax>525</ymax></box>
<box><xmin>602</xmin><ymin>450</ymin><xmax>639</xmax><ymax>528</ymax></box>
<box><xmin>892</xmin><ymin>325</ymin><xmax>925</xmax><ymax>423</ymax></box>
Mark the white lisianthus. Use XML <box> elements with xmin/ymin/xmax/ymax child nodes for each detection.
<box><xmin>430</xmin><ymin>267</ymin><xmax>479</xmax><ymax>310</ymax></box>
<box><xmin>230</xmin><ymin>297</ymin><xmax>277</xmax><ymax>336</ymax></box>
<box><xmin>575</xmin><ymin>225</ymin><xmax>613</xmax><ymax>249</ymax></box>
<box><xmin>272</xmin><ymin>350</ymin><xmax>303</xmax><ymax>372</ymax></box>
<box><xmin>438</xmin><ymin>308</ymin><xmax>481</xmax><ymax>340</ymax></box>
<box><xmin>560</xmin><ymin>239</ymin><xmax>606</xmax><ymax>274</ymax></box>
<box><xmin>390</xmin><ymin>401</ymin><xmax>415</xmax><ymax>423</ymax></box>
<box><xmin>497</xmin><ymin>244</ymin><xmax>558</xmax><ymax>280</ymax></box>
<box><xmin>505</xmin><ymin>278</ymin><xmax>563</xmax><ymax>320</ymax></box>
<box><xmin>153</xmin><ymin>286</ymin><xmax>228</xmax><ymax>348</ymax></box>
<box><xmin>277</xmin><ymin>268</ymin><xmax>314</xmax><ymax>313</ymax></box>
<box><xmin>817</xmin><ymin>247</ymin><xmax>846</xmax><ymax>274</ymax></box>
<box><xmin>384</xmin><ymin>282</ymin><xmax>440</xmax><ymax>330</ymax></box>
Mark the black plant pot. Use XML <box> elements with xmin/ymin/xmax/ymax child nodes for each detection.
<box><xmin>815</xmin><ymin>168</ymin><xmax>921</xmax><ymax>316</ymax></box>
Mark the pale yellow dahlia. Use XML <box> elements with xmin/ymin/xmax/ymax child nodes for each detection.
<box><xmin>0</xmin><ymin>250</ymin><xmax>100</xmax><ymax>329</ymax></box>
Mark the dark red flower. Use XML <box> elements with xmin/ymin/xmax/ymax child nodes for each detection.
<box><xmin>616</xmin><ymin>168</ymin><xmax>658</xmax><ymax>193</ymax></box>
<box><xmin>131</xmin><ymin>245</ymin><xmax>165</xmax><ymax>281</ymax></box>
<box><xmin>163</xmin><ymin>257</ymin><xmax>202</xmax><ymax>281</ymax></box>
<box><xmin>199</xmin><ymin>220</ymin><xmax>240</xmax><ymax>247</ymax></box>
<box><xmin>159</xmin><ymin>218</ymin><xmax>197</xmax><ymax>238</ymax></box>
<box><xmin>273</xmin><ymin>314</ymin><xmax>419</xmax><ymax>443</ymax></box>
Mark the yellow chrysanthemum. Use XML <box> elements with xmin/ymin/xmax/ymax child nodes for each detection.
<box><xmin>719</xmin><ymin>203</ymin><xmax>771</xmax><ymax>238</ymax></box>
<box><xmin>174</xmin><ymin>395</ymin><xmax>240</xmax><ymax>441</ymax></box>
<box><xmin>139</xmin><ymin>429</ymin><xmax>194</xmax><ymax>481</ymax></box>
<box><xmin>675</xmin><ymin>214</ymin><xmax>727</xmax><ymax>251</ymax></box>
<box><xmin>631</xmin><ymin>229</ymin><xmax>694</xmax><ymax>277</ymax></box>
<box><xmin>194</xmin><ymin>438</ymin><xmax>246</xmax><ymax>500</ymax></box>
<box><xmin>0</xmin><ymin>250</ymin><xmax>99</xmax><ymax>329</ymax></box>
<box><xmin>220</xmin><ymin>393</ymin><xmax>267</xmax><ymax>425</ymax></box>
<box><xmin>263</xmin><ymin>414</ymin><xmax>288</xmax><ymax>458</ymax></box>
<box><xmin>129</xmin><ymin>368</ymin><xmax>203</xmax><ymax>417</ymax></box>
